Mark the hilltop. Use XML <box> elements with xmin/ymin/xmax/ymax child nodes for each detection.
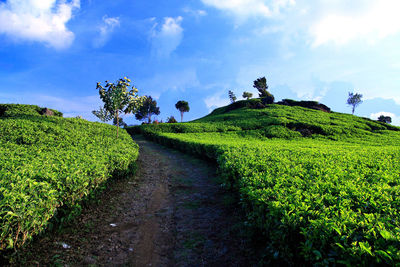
<box><xmin>130</xmin><ymin>98</ymin><xmax>400</xmax><ymax>145</ymax></box>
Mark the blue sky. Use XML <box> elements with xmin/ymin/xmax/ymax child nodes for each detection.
<box><xmin>1</xmin><ymin>0</ymin><xmax>400</xmax><ymax>125</ymax></box>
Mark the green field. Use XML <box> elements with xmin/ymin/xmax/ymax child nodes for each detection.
<box><xmin>128</xmin><ymin>100</ymin><xmax>400</xmax><ymax>265</ymax></box>
<box><xmin>0</xmin><ymin>104</ymin><xmax>139</xmax><ymax>251</ymax></box>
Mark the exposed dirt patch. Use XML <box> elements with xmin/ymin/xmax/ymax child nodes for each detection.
<box><xmin>7</xmin><ymin>135</ymin><xmax>253</xmax><ymax>266</ymax></box>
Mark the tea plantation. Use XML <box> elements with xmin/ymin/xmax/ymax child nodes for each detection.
<box><xmin>0</xmin><ymin>104</ymin><xmax>139</xmax><ymax>251</ymax></box>
<box><xmin>128</xmin><ymin>100</ymin><xmax>400</xmax><ymax>265</ymax></box>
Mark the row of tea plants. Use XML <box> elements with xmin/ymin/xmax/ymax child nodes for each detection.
<box><xmin>0</xmin><ymin>104</ymin><xmax>139</xmax><ymax>251</ymax></box>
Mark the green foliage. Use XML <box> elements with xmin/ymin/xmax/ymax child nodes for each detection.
<box><xmin>129</xmin><ymin>103</ymin><xmax>400</xmax><ymax>265</ymax></box>
<box><xmin>347</xmin><ymin>92</ymin><xmax>363</xmax><ymax>114</ymax></box>
<box><xmin>261</xmin><ymin>94</ymin><xmax>275</xmax><ymax>105</ymax></box>
<box><xmin>135</xmin><ymin>95</ymin><xmax>160</xmax><ymax>123</ymax></box>
<box><xmin>92</xmin><ymin>106</ymin><xmax>113</xmax><ymax>123</ymax></box>
<box><xmin>0</xmin><ymin>104</ymin><xmax>63</xmax><ymax>117</ymax></box>
<box><xmin>242</xmin><ymin>91</ymin><xmax>253</xmax><ymax>100</ymax></box>
<box><xmin>96</xmin><ymin>77</ymin><xmax>145</xmax><ymax>138</ymax></box>
<box><xmin>0</xmin><ymin>106</ymin><xmax>139</xmax><ymax>251</ymax></box>
<box><xmin>219</xmin><ymin>143</ymin><xmax>400</xmax><ymax>265</ymax></box>
<box><xmin>278</xmin><ymin>99</ymin><xmax>331</xmax><ymax>112</ymax></box>
<box><xmin>228</xmin><ymin>90</ymin><xmax>237</xmax><ymax>103</ymax></box>
<box><xmin>253</xmin><ymin>77</ymin><xmax>269</xmax><ymax>97</ymax></box>
<box><xmin>166</xmin><ymin>116</ymin><xmax>178</xmax><ymax>123</ymax></box>
<box><xmin>378</xmin><ymin>115</ymin><xmax>392</xmax><ymax>124</ymax></box>
<box><xmin>175</xmin><ymin>100</ymin><xmax>190</xmax><ymax>122</ymax></box>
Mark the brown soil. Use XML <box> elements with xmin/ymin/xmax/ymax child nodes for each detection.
<box><xmin>8</xmin><ymin>135</ymin><xmax>253</xmax><ymax>266</ymax></box>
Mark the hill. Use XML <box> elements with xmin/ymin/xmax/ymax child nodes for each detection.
<box><xmin>127</xmin><ymin>100</ymin><xmax>400</xmax><ymax>265</ymax></box>
<box><xmin>0</xmin><ymin>104</ymin><xmax>139</xmax><ymax>252</ymax></box>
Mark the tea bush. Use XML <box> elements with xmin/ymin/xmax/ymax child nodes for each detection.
<box><xmin>0</xmin><ymin>105</ymin><xmax>138</xmax><ymax>250</ymax></box>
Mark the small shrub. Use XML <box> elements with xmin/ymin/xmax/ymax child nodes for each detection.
<box><xmin>167</xmin><ymin>116</ymin><xmax>178</xmax><ymax>123</ymax></box>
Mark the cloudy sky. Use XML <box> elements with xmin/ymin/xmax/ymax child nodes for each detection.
<box><xmin>1</xmin><ymin>0</ymin><xmax>399</xmax><ymax>125</ymax></box>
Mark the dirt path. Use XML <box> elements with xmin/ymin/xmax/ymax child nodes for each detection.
<box><xmin>10</xmin><ymin>135</ymin><xmax>252</xmax><ymax>266</ymax></box>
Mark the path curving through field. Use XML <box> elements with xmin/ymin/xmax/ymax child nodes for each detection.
<box><xmin>11</xmin><ymin>135</ymin><xmax>251</xmax><ymax>266</ymax></box>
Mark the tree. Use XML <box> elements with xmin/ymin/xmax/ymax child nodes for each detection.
<box><xmin>96</xmin><ymin>77</ymin><xmax>145</xmax><ymax>138</ymax></box>
<box><xmin>253</xmin><ymin>77</ymin><xmax>269</xmax><ymax>97</ymax></box>
<box><xmin>378</xmin><ymin>115</ymin><xmax>392</xmax><ymax>124</ymax></box>
<box><xmin>167</xmin><ymin>116</ymin><xmax>177</xmax><ymax>123</ymax></box>
<box><xmin>228</xmin><ymin>90</ymin><xmax>237</xmax><ymax>103</ymax></box>
<box><xmin>134</xmin><ymin>95</ymin><xmax>160</xmax><ymax>123</ymax></box>
<box><xmin>92</xmin><ymin>106</ymin><xmax>113</xmax><ymax>123</ymax></box>
<box><xmin>347</xmin><ymin>92</ymin><xmax>363</xmax><ymax>114</ymax></box>
<box><xmin>253</xmin><ymin>76</ymin><xmax>275</xmax><ymax>105</ymax></box>
<box><xmin>175</xmin><ymin>100</ymin><xmax>190</xmax><ymax>122</ymax></box>
<box><xmin>242</xmin><ymin>91</ymin><xmax>253</xmax><ymax>100</ymax></box>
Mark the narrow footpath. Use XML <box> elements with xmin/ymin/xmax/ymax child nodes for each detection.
<box><xmin>12</xmin><ymin>135</ymin><xmax>252</xmax><ymax>266</ymax></box>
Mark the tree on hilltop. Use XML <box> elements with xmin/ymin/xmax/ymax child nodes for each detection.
<box><xmin>378</xmin><ymin>115</ymin><xmax>392</xmax><ymax>124</ymax></box>
<box><xmin>242</xmin><ymin>91</ymin><xmax>253</xmax><ymax>100</ymax></box>
<box><xmin>253</xmin><ymin>77</ymin><xmax>269</xmax><ymax>97</ymax></box>
<box><xmin>135</xmin><ymin>95</ymin><xmax>160</xmax><ymax>123</ymax></box>
<box><xmin>228</xmin><ymin>90</ymin><xmax>237</xmax><ymax>103</ymax></box>
<box><xmin>253</xmin><ymin>76</ymin><xmax>275</xmax><ymax>104</ymax></box>
<box><xmin>347</xmin><ymin>92</ymin><xmax>363</xmax><ymax>114</ymax></box>
<box><xmin>175</xmin><ymin>100</ymin><xmax>190</xmax><ymax>122</ymax></box>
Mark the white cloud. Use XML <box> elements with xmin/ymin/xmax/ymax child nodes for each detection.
<box><xmin>201</xmin><ymin>0</ymin><xmax>294</xmax><ymax>19</ymax></box>
<box><xmin>150</xmin><ymin>16</ymin><xmax>183</xmax><ymax>58</ymax></box>
<box><xmin>206</xmin><ymin>0</ymin><xmax>400</xmax><ymax>48</ymax></box>
<box><xmin>309</xmin><ymin>0</ymin><xmax>400</xmax><ymax>47</ymax></box>
<box><xmin>204</xmin><ymin>90</ymin><xmax>230</xmax><ymax>112</ymax></box>
<box><xmin>0</xmin><ymin>0</ymin><xmax>80</xmax><ymax>49</ymax></box>
<box><xmin>93</xmin><ymin>16</ymin><xmax>120</xmax><ymax>48</ymax></box>
<box><xmin>183</xmin><ymin>7</ymin><xmax>207</xmax><ymax>18</ymax></box>
<box><xmin>370</xmin><ymin>111</ymin><xmax>399</xmax><ymax>125</ymax></box>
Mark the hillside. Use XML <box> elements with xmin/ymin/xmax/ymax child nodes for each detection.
<box><xmin>130</xmin><ymin>99</ymin><xmax>400</xmax><ymax>146</ymax></box>
<box><xmin>0</xmin><ymin>104</ymin><xmax>139</xmax><ymax>252</ymax></box>
<box><xmin>128</xmin><ymin>100</ymin><xmax>400</xmax><ymax>265</ymax></box>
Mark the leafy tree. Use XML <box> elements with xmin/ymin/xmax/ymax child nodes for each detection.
<box><xmin>347</xmin><ymin>92</ymin><xmax>363</xmax><ymax>114</ymax></box>
<box><xmin>253</xmin><ymin>76</ymin><xmax>275</xmax><ymax>105</ymax></box>
<box><xmin>253</xmin><ymin>77</ymin><xmax>269</xmax><ymax>97</ymax></box>
<box><xmin>175</xmin><ymin>100</ymin><xmax>190</xmax><ymax>122</ymax></box>
<box><xmin>134</xmin><ymin>95</ymin><xmax>160</xmax><ymax>123</ymax></box>
<box><xmin>378</xmin><ymin>115</ymin><xmax>392</xmax><ymax>124</ymax></box>
<box><xmin>96</xmin><ymin>77</ymin><xmax>145</xmax><ymax>138</ymax></box>
<box><xmin>167</xmin><ymin>116</ymin><xmax>177</xmax><ymax>123</ymax></box>
<box><xmin>242</xmin><ymin>91</ymin><xmax>253</xmax><ymax>100</ymax></box>
<box><xmin>92</xmin><ymin>106</ymin><xmax>113</xmax><ymax>123</ymax></box>
<box><xmin>228</xmin><ymin>90</ymin><xmax>237</xmax><ymax>103</ymax></box>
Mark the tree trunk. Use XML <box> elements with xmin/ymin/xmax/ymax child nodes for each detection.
<box><xmin>116</xmin><ymin>111</ymin><xmax>119</xmax><ymax>138</ymax></box>
<box><xmin>180</xmin><ymin>111</ymin><xmax>183</xmax><ymax>122</ymax></box>
<box><xmin>352</xmin><ymin>106</ymin><xmax>355</xmax><ymax>114</ymax></box>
